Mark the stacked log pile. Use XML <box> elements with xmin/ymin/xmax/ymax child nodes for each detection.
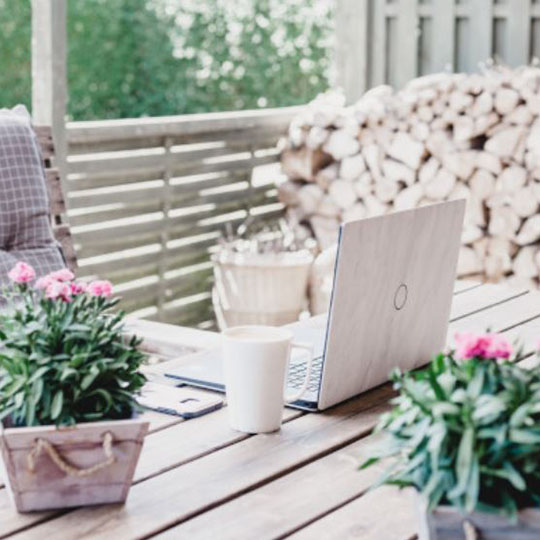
<box><xmin>279</xmin><ymin>66</ymin><xmax>540</xmax><ymax>289</ymax></box>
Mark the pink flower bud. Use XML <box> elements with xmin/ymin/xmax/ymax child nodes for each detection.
<box><xmin>8</xmin><ymin>262</ymin><xmax>36</xmax><ymax>284</ymax></box>
<box><xmin>87</xmin><ymin>280</ymin><xmax>113</xmax><ymax>298</ymax></box>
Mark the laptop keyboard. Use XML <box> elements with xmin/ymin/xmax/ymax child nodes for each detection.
<box><xmin>287</xmin><ymin>356</ymin><xmax>324</xmax><ymax>393</ymax></box>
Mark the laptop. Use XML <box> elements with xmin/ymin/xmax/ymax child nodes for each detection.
<box><xmin>165</xmin><ymin>200</ymin><xmax>466</xmax><ymax>411</ymax></box>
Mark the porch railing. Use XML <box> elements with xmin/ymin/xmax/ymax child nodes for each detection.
<box><xmin>65</xmin><ymin>106</ymin><xmax>301</xmax><ymax>327</ymax></box>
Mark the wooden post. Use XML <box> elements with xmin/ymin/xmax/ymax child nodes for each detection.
<box><xmin>157</xmin><ymin>137</ymin><xmax>174</xmax><ymax>321</ymax></box>
<box><xmin>31</xmin><ymin>0</ymin><xmax>67</xmax><ymax>189</ymax></box>
<box><xmin>335</xmin><ymin>0</ymin><xmax>369</xmax><ymax>104</ymax></box>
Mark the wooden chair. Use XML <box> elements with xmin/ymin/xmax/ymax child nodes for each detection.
<box><xmin>33</xmin><ymin>125</ymin><xmax>77</xmax><ymax>271</ymax></box>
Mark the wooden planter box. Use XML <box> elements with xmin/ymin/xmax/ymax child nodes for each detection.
<box><xmin>417</xmin><ymin>497</ymin><xmax>540</xmax><ymax>539</ymax></box>
<box><xmin>0</xmin><ymin>417</ymin><xmax>148</xmax><ymax>512</ymax></box>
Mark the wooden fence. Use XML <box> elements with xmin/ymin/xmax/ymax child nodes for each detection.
<box><xmin>336</xmin><ymin>0</ymin><xmax>540</xmax><ymax>102</ymax></box>
<box><xmin>65</xmin><ymin>107</ymin><xmax>300</xmax><ymax>328</ymax></box>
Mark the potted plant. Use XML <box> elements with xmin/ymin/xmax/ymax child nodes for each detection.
<box><xmin>0</xmin><ymin>262</ymin><xmax>148</xmax><ymax>512</ymax></box>
<box><xmin>361</xmin><ymin>332</ymin><xmax>540</xmax><ymax>539</ymax></box>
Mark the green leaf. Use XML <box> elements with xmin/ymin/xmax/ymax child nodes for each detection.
<box><xmin>25</xmin><ymin>400</ymin><xmax>36</xmax><ymax>426</ymax></box>
<box><xmin>503</xmin><ymin>462</ymin><xmax>526</xmax><ymax>491</ymax></box>
<box><xmin>472</xmin><ymin>395</ymin><xmax>506</xmax><ymax>425</ymax></box>
<box><xmin>50</xmin><ymin>390</ymin><xmax>63</xmax><ymax>420</ymax></box>
<box><xmin>28</xmin><ymin>366</ymin><xmax>50</xmax><ymax>383</ymax></box>
<box><xmin>67</xmin><ymin>323</ymin><xmax>91</xmax><ymax>332</ymax></box>
<box><xmin>81</xmin><ymin>371</ymin><xmax>99</xmax><ymax>391</ymax></box>
<box><xmin>465</xmin><ymin>457</ymin><xmax>480</xmax><ymax>513</ymax></box>
<box><xmin>359</xmin><ymin>457</ymin><xmax>380</xmax><ymax>470</ymax></box>
<box><xmin>509</xmin><ymin>428</ymin><xmax>540</xmax><ymax>445</ymax></box>
<box><xmin>448</xmin><ymin>427</ymin><xmax>474</xmax><ymax>500</ymax></box>
<box><xmin>31</xmin><ymin>378</ymin><xmax>44</xmax><ymax>405</ymax></box>
<box><xmin>467</xmin><ymin>367</ymin><xmax>484</xmax><ymax>400</ymax></box>
<box><xmin>510</xmin><ymin>403</ymin><xmax>531</xmax><ymax>427</ymax></box>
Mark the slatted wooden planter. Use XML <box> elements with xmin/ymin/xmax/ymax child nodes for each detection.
<box><xmin>0</xmin><ymin>418</ymin><xmax>148</xmax><ymax>512</ymax></box>
<box><xmin>418</xmin><ymin>499</ymin><xmax>540</xmax><ymax>540</ymax></box>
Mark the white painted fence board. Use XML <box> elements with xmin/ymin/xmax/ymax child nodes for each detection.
<box><xmin>507</xmin><ymin>0</ymin><xmax>532</xmax><ymax>66</ymax></box>
<box><xmin>370</xmin><ymin>0</ymin><xmax>387</xmax><ymax>86</ymax></box>
<box><xmin>395</xmin><ymin>0</ymin><xmax>419</xmax><ymax>88</ymax></box>
<box><xmin>336</xmin><ymin>0</ymin><xmax>538</xmax><ymax>101</ymax></box>
<box><xmin>432</xmin><ymin>0</ymin><xmax>456</xmax><ymax>72</ymax></box>
<box><xmin>335</xmin><ymin>0</ymin><xmax>369</xmax><ymax>103</ymax></box>
<box><xmin>465</xmin><ymin>0</ymin><xmax>493</xmax><ymax>71</ymax></box>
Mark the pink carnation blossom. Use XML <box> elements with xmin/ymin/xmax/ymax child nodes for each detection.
<box><xmin>45</xmin><ymin>280</ymin><xmax>72</xmax><ymax>302</ymax></box>
<box><xmin>87</xmin><ymin>280</ymin><xmax>113</xmax><ymax>298</ymax></box>
<box><xmin>35</xmin><ymin>275</ymin><xmax>55</xmax><ymax>290</ymax></box>
<box><xmin>70</xmin><ymin>281</ymin><xmax>88</xmax><ymax>295</ymax></box>
<box><xmin>455</xmin><ymin>332</ymin><xmax>512</xmax><ymax>360</ymax></box>
<box><xmin>49</xmin><ymin>268</ymin><xmax>75</xmax><ymax>282</ymax></box>
<box><xmin>8</xmin><ymin>262</ymin><xmax>36</xmax><ymax>284</ymax></box>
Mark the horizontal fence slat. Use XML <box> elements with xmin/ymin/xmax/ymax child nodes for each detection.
<box><xmin>67</xmin><ymin>106</ymin><xmax>301</xmax><ymax>143</ymax></box>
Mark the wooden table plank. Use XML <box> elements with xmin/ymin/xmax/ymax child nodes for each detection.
<box><xmin>153</xmin><ymin>434</ymin><xmax>404</xmax><ymax>540</ymax></box>
<box><xmin>4</xmin><ymin>282</ymin><xmax>540</xmax><ymax>540</ymax></box>
<box><xmin>448</xmin><ymin>283</ymin><xmax>528</xmax><ymax>320</ymax></box>
<box><xmin>448</xmin><ymin>291</ymin><xmax>540</xmax><ymax>336</ymax></box>
<box><xmin>453</xmin><ymin>279</ymin><xmax>481</xmax><ymax>294</ymax></box>
<box><xmin>133</xmin><ymin>406</ymin><xmax>302</xmax><ymax>484</ymax></box>
<box><xmin>288</xmin><ymin>486</ymin><xmax>417</xmax><ymax>540</ymax></box>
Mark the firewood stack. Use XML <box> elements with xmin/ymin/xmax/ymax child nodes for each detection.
<box><xmin>279</xmin><ymin>65</ymin><xmax>540</xmax><ymax>289</ymax></box>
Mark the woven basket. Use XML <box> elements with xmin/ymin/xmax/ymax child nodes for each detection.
<box><xmin>212</xmin><ymin>250</ymin><xmax>313</xmax><ymax>329</ymax></box>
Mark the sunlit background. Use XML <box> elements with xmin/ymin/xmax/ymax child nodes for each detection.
<box><xmin>0</xmin><ymin>0</ymin><xmax>335</xmax><ymax>120</ymax></box>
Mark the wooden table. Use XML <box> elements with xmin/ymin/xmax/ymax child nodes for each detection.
<box><xmin>3</xmin><ymin>280</ymin><xmax>540</xmax><ymax>540</ymax></box>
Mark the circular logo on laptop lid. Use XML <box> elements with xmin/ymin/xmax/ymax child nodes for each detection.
<box><xmin>393</xmin><ymin>283</ymin><xmax>408</xmax><ymax>311</ymax></box>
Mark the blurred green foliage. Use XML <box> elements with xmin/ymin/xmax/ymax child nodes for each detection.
<box><xmin>0</xmin><ymin>0</ymin><xmax>333</xmax><ymax>120</ymax></box>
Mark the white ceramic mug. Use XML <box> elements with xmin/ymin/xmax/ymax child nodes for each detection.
<box><xmin>222</xmin><ymin>325</ymin><xmax>314</xmax><ymax>433</ymax></box>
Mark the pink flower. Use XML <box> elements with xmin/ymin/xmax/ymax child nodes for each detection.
<box><xmin>70</xmin><ymin>281</ymin><xmax>88</xmax><ymax>295</ymax></box>
<box><xmin>8</xmin><ymin>262</ymin><xmax>36</xmax><ymax>284</ymax></box>
<box><xmin>455</xmin><ymin>332</ymin><xmax>512</xmax><ymax>360</ymax></box>
<box><xmin>45</xmin><ymin>280</ymin><xmax>72</xmax><ymax>302</ymax></box>
<box><xmin>48</xmin><ymin>268</ymin><xmax>75</xmax><ymax>282</ymax></box>
<box><xmin>35</xmin><ymin>275</ymin><xmax>55</xmax><ymax>290</ymax></box>
<box><xmin>87</xmin><ymin>280</ymin><xmax>113</xmax><ymax>298</ymax></box>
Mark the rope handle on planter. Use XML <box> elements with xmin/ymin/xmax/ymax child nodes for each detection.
<box><xmin>26</xmin><ymin>431</ymin><xmax>115</xmax><ymax>477</ymax></box>
<box><xmin>463</xmin><ymin>520</ymin><xmax>478</xmax><ymax>540</ymax></box>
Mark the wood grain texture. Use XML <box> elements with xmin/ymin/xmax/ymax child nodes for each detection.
<box><xmin>154</xmin><ymin>434</ymin><xmax>407</xmax><ymax>540</ymax></box>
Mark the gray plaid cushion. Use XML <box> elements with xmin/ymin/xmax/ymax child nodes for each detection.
<box><xmin>0</xmin><ymin>106</ymin><xmax>65</xmax><ymax>282</ymax></box>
